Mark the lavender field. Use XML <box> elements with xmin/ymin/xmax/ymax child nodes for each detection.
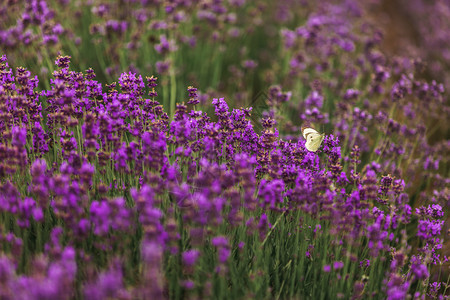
<box><xmin>0</xmin><ymin>1</ymin><xmax>449</xmax><ymax>299</ymax></box>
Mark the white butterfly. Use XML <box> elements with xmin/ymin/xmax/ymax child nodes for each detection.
<box><xmin>302</xmin><ymin>127</ymin><xmax>325</xmax><ymax>152</ymax></box>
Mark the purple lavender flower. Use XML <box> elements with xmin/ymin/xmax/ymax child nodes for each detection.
<box><xmin>427</xmin><ymin>281</ymin><xmax>442</xmax><ymax>299</ymax></box>
<box><xmin>187</xmin><ymin>86</ymin><xmax>199</xmax><ymax>105</ymax></box>
<box><xmin>305</xmin><ymin>91</ymin><xmax>324</xmax><ymax>108</ymax></box>
<box><xmin>258</xmin><ymin>179</ymin><xmax>285</xmax><ymax>209</ymax></box>
<box><xmin>11</xmin><ymin>126</ymin><xmax>27</xmax><ymax>147</ymax></box>
<box><xmin>333</xmin><ymin>261</ymin><xmax>344</xmax><ymax>270</ymax></box>
<box><xmin>417</xmin><ymin>219</ymin><xmax>444</xmax><ymax>241</ymax></box>
<box><xmin>155</xmin><ymin>60</ymin><xmax>170</xmax><ymax>75</ymax></box>
<box><xmin>84</xmin><ymin>261</ymin><xmax>129</xmax><ymax>300</ymax></box>
<box><xmin>211</xmin><ymin>236</ymin><xmax>228</xmax><ymax>248</ymax></box>
<box><xmin>218</xmin><ymin>247</ymin><xmax>231</xmax><ymax>264</ymax></box>
<box><xmin>409</xmin><ymin>255</ymin><xmax>429</xmax><ymax>280</ymax></box>
<box><xmin>415</xmin><ymin>204</ymin><xmax>444</xmax><ymax>219</ymax></box>
<box><xmin>242</xmin><ymin>60</ymin><xmax>258</xmax><ymax>69</ymax></box>
<box><xmin>183</xmin><ymin>249</ymin><xmax>201</xmax><ymax>267</ymax></box>
<box><xmin>386</xmin><ymin>274</ymin><xmax>409</xmax><ymax>300</ymax></box>
<box><xmin>182</xmin><ymin>280</ymin><xmax>195</xmax><ymax>290</ymax></box>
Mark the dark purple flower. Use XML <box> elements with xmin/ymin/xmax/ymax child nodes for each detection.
<box><xmin>218</xmin><ymin>247</ymin><xmax>231</xmax><ymax>264</ymax></box>
<box><xmin>410</xmin><ymin>256</ymin><xmax>429</xmax><ymax>280</ymax></box>
<box><xmin>84</xmin><ymin>261</ymin><xmax>129</xmax><ymax>300</ymax></box>
<box><xmin>305</xmin><ymin>91</ymin><xmax>324</xmax><ymax>108</ymax></box>
<box><xmin>281</xmin><ymin>29</ymin><xmax>297</xmax><ymax>48</ymax></box>
<box><xmin>154</xmin><ymin>35</ymin><xmax>177</xmax><ymax>54</ymax></box>
<box><xmin>182</xmin><ymin>249</ymin><xmax>200</xmax><ymax>267</ymax></box>
<box><xmin>211</xmin><ymin>236</ymin><xmax>228</xmax><ymax>248</ymax></box>
<box><xmin>187</xmin><ymin>86</ymin><xmax>199</xmax><ymax>105</ymax></box>
<box><xmin>242</xmin><ymin>60</ymin><xmax>258</xmax><ymax>69</ymax></box>
<box><xmin>415</xmin><ymin>204</ymin><xmax>444</xmax><ymax>219</ymax></box>
<box><xmin>360</xmin><ymin>259</ymin><xmax>370</xmax><ymax>268</ymax></box>
<box><xmin>0</xmin><ymin>255</ymin><xmax>15</xmax><ymax>284</ymax></box>
<box><xmin>182</xmin><ymin>280</ymin><xmax>195</xmax><ymax>290</ymax></box>
<box><xmin>55</xmin><ymin>55</ymin><xmax>71</xmax><ymax>69</ymax></box>
<box><xmin>155</xmin><ymin>60</ymin><xmax>170</xmax><ymax>75</ymax></box>
<box><xmin>11</xmin><ymin>126</ymin><xmax>27</xmax><ymax>147</ymax></box>
<box><xmin>258</xmin><ymin>179</ymin><xmax>285</xmax><ymax>209</ymax></box>
<box><xmin>333</xmin><ymin>261</ymin><xmax>344</xmax><ymax>270</ymax></box>
<box><xmin>417</xmin><ymin>219</ymin><xmax>443</xmax><ymax>241</ymax></box>
<box><xmin>386</xmin><ymin>275</ymin><xmax>409</xmax><ymax>300</ymax></box>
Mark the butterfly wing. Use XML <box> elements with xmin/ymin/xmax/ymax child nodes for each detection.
<box><xmin>302</xmin><ymin>127</ymin><xmax>319</xmax><ymax>140</ymax></box>
<box><xmin>303</xmin><ymin>128</ymin><xmax>325</xmax><ymax>152</ymax></box>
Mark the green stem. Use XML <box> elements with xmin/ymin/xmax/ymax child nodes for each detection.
<box><xmin>261</xmin><ymin>210</ymin><xmax>286</xmax><ymax>247</ymax></box>
<box><xmin>169</xmin><ymin>63</ymin><xmax>177</xmax><ymax>119</ymax></box>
